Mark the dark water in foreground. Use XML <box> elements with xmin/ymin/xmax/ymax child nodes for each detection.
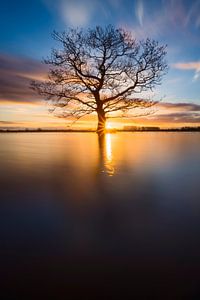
<box><xmin>1</xmin><ymin>132</ymin><xmax>200</xmax><ymax>299</ymax></box>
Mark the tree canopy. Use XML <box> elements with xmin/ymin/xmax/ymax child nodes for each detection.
<box><xmin>31</xmin><ymin>25</ymin><xmax>168</xmax><ymax>134</ymax></box>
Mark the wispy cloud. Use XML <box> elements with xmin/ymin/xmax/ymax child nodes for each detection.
<box><xmin>123</xmin><ymin>0</ymin><xmax>200</xmax><ymax>47</ymax></box>
<box><xmin>184</xmin><ymin>0</ymin><xmax>200</xmax><ymax>28</ymax></box>
<box><xmin>0</xmin><ymin>53</ymin><xmax>47</xmax><ymax>103</ymax></box>
<box><xmin>135</xmin><ymin>0</ymin><xmax>144</xmax><ymax>26</ymax></box>
<box><xmin>194</xmin><ymin>70</ymin><xmax>200</xmax><ymax>81</ymax></box>
<box><xmin>173</xmin><ymin>62</ymin><xmax>200</xmax><ymax>70</ymax></box>
<box><xmin>61</xmin><ymin>0</ymin><xmax>94</xmax><ymax>26</ymax></box>
<box><xmin>43</xmin><ymin>0</ymin><xmax>107</xmax><ymax>27</ymax></box>
<box><xmin>196</xmin><ymin>15</ymin><xmax>200</xmax><ymax>27</ymax></box>
<box><xmin>127</xmin><ymin>1</ymin><xmax>182</xmax><ymax>41</ymax></box>
<box><xmin>173</xmin><ymin>61</ymin><xmax>200</xmax><ymax>81</ymax></box>
<box><xmin>0</xmin><ymin>121</ymin><xmax>21</xmax><ymax>125</ymax></box>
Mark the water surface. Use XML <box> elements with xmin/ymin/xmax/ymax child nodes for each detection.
<box><xmin>1</xmin><ymin>132</ymin><xmax>200</xmax><ymax>298</ymax></box>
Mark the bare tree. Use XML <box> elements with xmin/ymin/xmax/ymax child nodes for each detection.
<box><xmin>31</xmin><ymin>25</ymin><xmax>168</xmax><ymax>134</ymax></box>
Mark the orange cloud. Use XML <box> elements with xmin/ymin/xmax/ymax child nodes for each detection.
<box><xmin>173</xmin><ymin>61</ymin><xmax>200</xmax><ymax>70</ymax></box>
<box><xmin>173</xmin><ymin>61</ymin><xmax>200</xmax><ymax>80</ymax></box>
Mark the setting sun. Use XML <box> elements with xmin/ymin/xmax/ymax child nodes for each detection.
<box><xmin>105</xmin><ymin>122</ymin><xmax>112</xmax><ymax>130</ymax></box>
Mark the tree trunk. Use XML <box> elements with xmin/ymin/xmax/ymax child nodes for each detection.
<box><xmin>97</xmin><ymin>111</ymin><xmax>106</xmax><ymax>135</ymax></box>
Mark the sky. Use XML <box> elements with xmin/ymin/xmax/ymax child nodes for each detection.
<box><xmin>0</xmin><ymin>0</ymin><xmax>200</xmax><ymax>129</ymax></box>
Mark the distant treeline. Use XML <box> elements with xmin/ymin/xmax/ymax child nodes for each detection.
<box><xmin>1</xmin><ymin>126</ymin><xmax>200</xmax><ymax>132</ymax></box>
<box><xmin>0</xmin><ymin>128</ymin><xmax>96</xmax><ymax>133</ymax></box>
<box><xmin>122</xmin><ymin>126</ymin><xmax>200</xmax><ymax>132</ymax></box>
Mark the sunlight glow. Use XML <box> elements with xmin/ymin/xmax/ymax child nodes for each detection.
<box><xmin>106</xmin><ymin>122</ymin><xmax>113</xmax><ymax>130</ymax></box>
<box><xmin>105</xmin><ymin>122</ymin><xmax>118</xmax><ymax>133</ymax></box>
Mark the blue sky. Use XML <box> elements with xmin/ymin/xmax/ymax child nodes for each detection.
<box><xmin>0</xmin><ymin>0</ymin><xmax>200</xmax><ymax>128</ymax></box>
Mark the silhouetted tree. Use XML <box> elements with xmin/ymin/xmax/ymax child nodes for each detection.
<box><xmin>31</xmin><ymin>25</ymin><xmax>168</xmax><ymax>134</ymax></box>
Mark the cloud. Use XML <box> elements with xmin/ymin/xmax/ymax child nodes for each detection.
<box><xmin>0</xmin><ymin>53</ymin><xmax>48</xmax><ymax>103</ymax></box>
<box><xmin>61</xmin><ymin>0</ymin><xmax>94</xmax><ymax>26</ymax></box>
<box><xmin>0</xmin><ymin>121</ymin><xmax>19</xmax><ymax>124</ymax></box>
<box><xmin>43</xmin><ymin>0</ymin><xmax>104</xmax><ymax>27</ymax></box>
<box><xmin>193</xmin><ymin>71</ymin><xmax>200</xmax><ymax>81</ymax></box>
<box><xmin>126</xmin><ymin>1</ymin><xmax>176</xmax><ymax>41</ymax></box>
<box><xmin>196</xmin><ymin>15</ymin><xmax>200</xmax><ymax>27</ymax></box>
<box><xmin>173</xmin><ymin>62</ymin><xmax>200</xmax><ymax>70</ymax></box>
<box><xmin>144</xmin><ymin>101</ymin><xmax>200</xmax><ymax>124</ymax></box>
<box><xmin>147</xmin><ymin>112</ymin><xmax>200</xmax><ymax>123</ymax></box>
<box><xmin>173</xmin><ymin>61</ymin><xmax>200</xmax><ymax>81</ymax></box>
<box><xmin>121</xmin><ymin>101</ymin><xmax>200</xmax><ymax>125</ymax></box>
<box><xmin>135</xmin><ymin>0</ymin><xmax>144</xmax><ymax>26</ymax></box>
<box><xmin>157</xmin><ymin>102</ymin><xmax>200</xmax><ymax>112</ymax></box>
<box><xmin>125</xmin><ymin>0</ymin><xmax>200</xmax><ymax>46</ymax></box>
<box><xmin>184</xmin><ymin>0</ymin><xmax>200</xmax><ymax>28</ymax></box>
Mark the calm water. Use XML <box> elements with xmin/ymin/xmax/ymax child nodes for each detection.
<box><xmin>1</xmin><ymin>132</ymin><xmax>200</xmax><ymax>298</ymax></box>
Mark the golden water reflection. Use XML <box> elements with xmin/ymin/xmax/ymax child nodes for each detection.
<box><xmin>98</xmin><ymin>133</ymin><xmax>115</xmax><ymax>176</ymax></box>
<box><xmin>1</xmin><ymin>132</ymin><xmax>200</xmax><ymax>182</ymax></box>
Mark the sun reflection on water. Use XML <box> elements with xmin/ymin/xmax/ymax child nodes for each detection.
<box><xmin>105</xmin><ymin>134</ymin><xmax>112</xmax><ymax>162</ymax></box>
<box><xmin>104</xmin><ymin>133</ymin><xmax>115</xmax><ymax>176</ymax></box>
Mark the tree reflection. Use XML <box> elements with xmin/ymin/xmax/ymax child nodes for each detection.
<box><xmin>98</xmin><ymin>133</ymin><xmax>115</xmax><ymax>176</ymax></box>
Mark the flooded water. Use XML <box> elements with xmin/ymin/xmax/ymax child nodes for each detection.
<box><xmin>1</xmin><ymin>132</ymin><xmax>200</xmax><ymax>298</ymax></box>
